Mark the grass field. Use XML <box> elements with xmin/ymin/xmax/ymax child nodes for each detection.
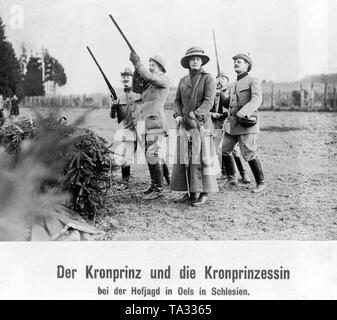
<box><xmin>20</xmin><ymin>107</ymin><xmax>337</xmax><ymax>240</ymax></box>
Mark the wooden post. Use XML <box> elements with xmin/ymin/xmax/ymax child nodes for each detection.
<box><xmin>309</xmin><ymin>83</ymin><xmax>314</xmax><ymax>109</ymax></box>
<box><xmin>99</xmin><ymin>94</ymin><xmax>103</xmax><ymax>108</ymax></box>
<box><xmin>271</xmin><ymin>82</ymin><xmax>274</xmax><ymax>109</ymax></box>
<box><xmin>322</xmin><ymin>82</ymin><xmax>328</xmax><ymax>109</ymax></box>
<box><xmin>300</xmin><ymin>83</ymin><xmax>304</xmax><ymax>109</ymax></box>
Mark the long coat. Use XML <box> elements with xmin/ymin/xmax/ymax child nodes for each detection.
<box><xmin>134</xmin><ymin>62</ymin><xmax>169</xmax><ymax>136</ymax></box>
<box><xmin>170</xmin><ymin>70</ymin><xmax>219</xmax><ymax>193</ymax></box>
<box><xmin>223</xmin><ymin>74</ymin><xmax>262</xmax><ymax>135</ymax></box>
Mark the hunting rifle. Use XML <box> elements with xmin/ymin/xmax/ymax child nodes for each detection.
<box><xmin>109</xmin><ymin>14</ymin><xmax>147</xmax><ymax>94</ymax></box>
<box><xmin>212</xmin><ymin>29</ymin><xmax>221</xmax><ymax>79</ymax></box>
<box><xmin>86</xmin><ymin>46</ymin><xmax>117</xmax><ymax>100</ymax></box>
<box><xmin>86</xmin><ymin>46</ymin><xmax>119</xmax><ymax>118</ymax></box>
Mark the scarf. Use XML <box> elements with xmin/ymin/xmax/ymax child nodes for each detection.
<box><xmin>189</xmin><ymin>68</ymin><xmax>204</xmax><ymax>87</ymax></box>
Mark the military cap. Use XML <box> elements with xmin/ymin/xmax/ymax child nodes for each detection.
<box><xmin>232</xmin><ymin>53</ymin><xmax>252</xmax><ymax>72</ymax></box>
<box><xmin>121</xmin><ymin>68</ymin><xmax>133</xmax><ymax>76</ymax></box>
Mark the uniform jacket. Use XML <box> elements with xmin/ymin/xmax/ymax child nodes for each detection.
<box><xmin>210</xmin><ymin>89</ymin><xmax>230</xmax><ymax>129</ymax></box>
<box><xmin>134</xmin><ymin>62</ymin><xmax>170</xmax><ymax>136</ymax></box>
<box><xmin>224</xmin><ymin>74</ymin><xmax>262</xmax><ymax>135</ymax></box>
<box><xmin>116</xmin><ymin>90</ymin><xmax>142</xmax><ymax>130</ymax></box>
<box><xmin>170</xmin><ymin>70</ymin><xmax>218</xmax><ymax>193</ymax></box>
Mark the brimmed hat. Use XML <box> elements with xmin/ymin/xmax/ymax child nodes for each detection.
<box><xmin>232</xmin><ymin>53</ymin><xmax>252</xmax><ymax>72</ymax></box>
<box><xmin>149</xmin><ymin>55</ymin><xmax>166</xmax><ymax>73</ymax></box>
<box><xmin>181</xmin><ymin>46</ymin><xmax>210</xmax><ymax>69</ymax></box>
<box><xmin>120</xmin><ymin>67</ymin><xmax>133</xmax><ymax>76</ymax></box>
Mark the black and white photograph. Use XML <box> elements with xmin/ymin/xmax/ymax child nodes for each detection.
<box><xmin>0</xmin><ymin>0</ymin><xmax>336</xmax><ymax>300</ymax></box>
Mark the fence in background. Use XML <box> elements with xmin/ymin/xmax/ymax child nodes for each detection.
<box><xmin>19</xmin><ymin>83</ymin><xmax>337</xmax><ymax>111</ymax></box>
<box><xmin>19</xmin><ymin>94</ymin><xmax>111</xmax><ymax>109</ymax></box>
<box><xmin>261</xmin><ymin>82</ymin><xmax>337</xmax><ymax>111</ymax></box>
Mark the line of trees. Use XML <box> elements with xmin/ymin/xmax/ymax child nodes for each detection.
<box><xmin>0</xmin><ymin>17</ymin><xmax>23</xmax><ymax>98</ymax></box>
<box><xmin>0</xmin><ymin>16</ymin><xmax>67</xmax><ymax>100</ymax></box>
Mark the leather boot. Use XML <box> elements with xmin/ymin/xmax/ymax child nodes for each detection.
<box><xmin>142</xmin><ymin>186</ymin><xmax>153</xmax><ymax>195</ymax></box>
<box><xmin>191</xmin><ymin>193</ymin><xmax>208</xmax><ymax>206</ymax></box>
<box><xmin>121</xmin><ymin>166</ymin><xmax>131</xmax><ymax>182</ymax></box>
<box><xmin>175</xmin><ymin>192</ymin><xmax>197</xmax><ymax>203</ymax></box>
<box><xmin>248</xmin><ymin>157</ymin><xmax>265</xmax><ymax>193</ymax></box>
<box><xmin>217</xmin><ymin>155</ymin><xmax>227</xmax><ymax>180</ymax></box>
<box><xmin>163</xmin><ymin>163</ymin><xmax>170</xmax><ymax>185</ymax></box>
<box><xmin>222</xmin><ymin>155</ymin><xmax>238</xmax><ymax>186</ymax></box>
<box><xmin>234</xmin><ymin>156</ymin><xmax>251</xmax><ymax>184</ymax></box>
<box><xmin>143</xmin><ymin>163</ymin><xmax>164</xmax><ymax>200</ymax></box>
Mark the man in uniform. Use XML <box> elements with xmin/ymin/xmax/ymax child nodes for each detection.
<box><xmin>0</xmin><ymin>94</ymin><xmax>4</xmax><ymax>127</ymax></box>
<box><xmin>211</xmin><ymin>71</ymin><xmax>251</xmax><ymax>184</ymax></box>
<box><xmin>130</xmin><ymin>52</ymin><xmax>170</xmax><ymax>200</ymax></box>
<box><xmin>222</xmin><ymin>54</ymin><xmax>265</xmax><ymax>193</ymax></box>
<box><xmin>111</xmin><ymin>67</ymin><xmax>142</xmax><ymax>183</ymax></box>
<box><xmin>10</xmin><ymin>94</ymin><xmax>19</xmax><ymax>116</ymax></box>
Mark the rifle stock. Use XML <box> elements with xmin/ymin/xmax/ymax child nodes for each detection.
<box><xmin>86</xmin><ymin>46</ymin><xmax>117</xmax><ymax>100</ymax></box>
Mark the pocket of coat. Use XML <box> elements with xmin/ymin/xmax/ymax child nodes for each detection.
<box><xmin>145</xmin><ymin>116</ymin><xmax>162</xmax><ymax>130</ymax></box>
<box><xmin>237</xmin><ymin>88</ymin><xmax>251</xmax><ymax>101</ymax></box>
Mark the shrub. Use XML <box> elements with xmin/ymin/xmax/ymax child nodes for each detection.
<box><xmin>0</xmin><ymin>114</ymin><xmax>114</xmax><ymax>218</ymax></box>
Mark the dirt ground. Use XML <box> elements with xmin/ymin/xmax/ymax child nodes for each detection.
<box><xmin>20</xmin><ymin>107</ymin><xmax>337</xmax><ymax>240</ymax></box>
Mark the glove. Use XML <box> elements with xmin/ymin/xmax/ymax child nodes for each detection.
<box><xmin>111</xmin><ymin>99</ymin><xmax>119</xmax><ymax>106</ymax></box>
<box><xmin>211</xmin><ymin>112</ymin><xmax>221</xmax><ymax>119</ymax></box>
<box><xmin>110</xmin><ymin>99</ymin><xmax>119</xmax><ymax>119</ymax></box>
<box><xmin>130</xmin><ymin>52</ymin><xmax>140</xmax><ymax>65</ymax></box>
<box><xmin>175</xmin><ymin>115</ymin><xmax>183</xmax><ymax>126</ymax></box>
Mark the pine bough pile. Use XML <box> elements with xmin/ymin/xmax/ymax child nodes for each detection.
<box><xmin>0</xmin><ymin>114</ymin><xmax>114</xmax><ymax>218</ymax></box>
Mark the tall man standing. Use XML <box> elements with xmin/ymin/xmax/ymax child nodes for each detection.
<box><xmin>222</xmin><ymin>54</ymin><xmax>265</xmax><ymax>193</ymax></box>
<box><xmin>211</xmin><ymin>71</ymin><xmax>250</xmax><ymax>184</ymax></box>
<box><xmin>111</xmin><ymin>67</ymin><xmax>142</xmax><ymax>182</ymax></box>
<box><xmin>130</xmin><ymin>52</ymin><xmax>170</xmax><ymax>200</ymax></box>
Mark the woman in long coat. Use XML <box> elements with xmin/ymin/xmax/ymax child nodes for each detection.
<box><xmin>170</xmin><ymin>47</ymin><xmax>219</xmax><ymax>206</ymax></box>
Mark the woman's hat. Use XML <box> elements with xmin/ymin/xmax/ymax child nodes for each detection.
<box><xmin>120</xmin><ymin>68</ymin><xmax>133</xmax><ymax>77</ymax></box>
<box><xmin>149</xmin><ymin>55</ymin><xmax>166</xmax><ymax>73</ymax></box>
<box><xmin>232</xmin><ymin>53</ymin><xmax>252</xmax><ymax>72</ymax></box>
<box><xmin>180</xmin><ymin>46</ymin><xmax>210</xmax><ymax>69</ymax></box>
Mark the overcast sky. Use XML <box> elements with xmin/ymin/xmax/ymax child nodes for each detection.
<box><xmin>1</xmin><ymin>0</ymin><xmax>336</xmax><ymax>94</ymax></box>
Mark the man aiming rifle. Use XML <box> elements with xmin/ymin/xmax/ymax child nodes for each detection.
<box><xmin>109</xmin><ymin>14</ymin><xmax>171</xmax><ymax>200</ymax></box>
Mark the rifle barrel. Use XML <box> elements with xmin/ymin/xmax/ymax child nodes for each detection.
<box><xmin>212</xmin><ymin>29</ymin><xmax>221</xmax><ymax>77</ymax></box>
<box><xmin>109</xmin><ymin>14</ymin><xmax>136</xmax><ymax>53</ymax></box>
<box><xmin>86</xmin><ymin>46</ymin><xmax>117</xmax><ymax>100</ymax></box>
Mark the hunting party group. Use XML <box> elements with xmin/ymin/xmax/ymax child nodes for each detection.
<box><xmin>90</xmin><ymin>16</ymin><xmax>266</xmax><ymax>207</ymax></box>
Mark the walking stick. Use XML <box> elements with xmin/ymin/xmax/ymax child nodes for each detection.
<box><xmin>178</xmin><ymin>123</ymin><xmax>191</xmax><ymax>197</ymax></box>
